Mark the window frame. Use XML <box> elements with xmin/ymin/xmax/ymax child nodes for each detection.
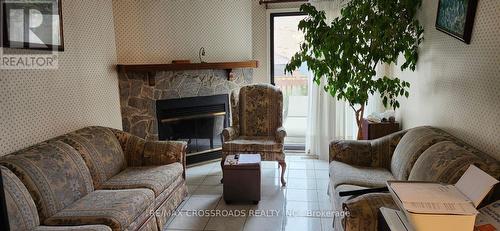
<box><xmin>269</xmin><ymin>11</ymin><xmax>307</xmax><ymax>85</ymax></box>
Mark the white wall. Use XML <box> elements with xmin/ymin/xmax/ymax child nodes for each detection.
<box><xmin>394</xmin><ymin>0</ymin><xmax>500</xmax><ymax>159</ymax></box>
<box><xmin>0</xmin><ymin>0</ymin><xmax>122</xmax><ymax>156</ymax></box>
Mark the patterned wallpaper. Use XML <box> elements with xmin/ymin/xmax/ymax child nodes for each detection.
<box><xmin>0</xmin><ymin>0</ymin><xmax>122</xmax><ymax>156</ymax></box>
<box><xmin>252</xmin><ymin>0</ymin><xmax>269</xmax><ymax>83</ymax></box>
<box><xmin>394</xmin><ymin>0</ymin><xmax>500</xmax><ymax>159</ymax></box>
<box><xmin>112</xmin><ymin>0</ymin><xmax>253</xmax><ymax>64</ymax></box>
<box><xmin>112</xmin><ymin>0</ymin><xmax>300</xmax><ymax>84</ymax></box>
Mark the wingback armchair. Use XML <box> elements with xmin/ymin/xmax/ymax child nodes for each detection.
<box><xmin>222</xmin><ymin>83</ymin><xmax>287</xmax><ymax>186</ymax></box>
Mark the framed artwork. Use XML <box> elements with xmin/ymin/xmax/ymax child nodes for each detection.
<box><xmin>435</xmin><ymin>0</ymin><xmax>479</xmax><ymax>44</ymax></box>
<box><xmin>1</xmin><ymin>0</ymin><xmax>64</xmax><ymax>51</ymax></box>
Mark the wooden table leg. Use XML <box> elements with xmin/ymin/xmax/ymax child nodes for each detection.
<box><xmin>278</xmin><ymin>160</ymin><xmax>286</xmax><ymax>186</ymax></box>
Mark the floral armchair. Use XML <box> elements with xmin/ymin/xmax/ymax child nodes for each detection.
<box><xmin>222</xmin><ymin>84</ymin><xmax>287</xmax><ymax>186</ymax></box>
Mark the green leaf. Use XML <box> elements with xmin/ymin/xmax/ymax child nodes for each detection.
<box><xmin>287</xmin><ymin>1</ymin><xmax>423</xmax><ymax>117</ymax></box>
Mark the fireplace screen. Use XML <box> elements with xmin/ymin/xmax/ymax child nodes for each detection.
<box><xmin>156</xmin><ymin>94</ymin><xmax>229</xmax><ymax>164</ymax></box>
<box><xmin>160</xmin><ymin>112</ymin><xmax>225</xmax><ymax>154</ymax></box>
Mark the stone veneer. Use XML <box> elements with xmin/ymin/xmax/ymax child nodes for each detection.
<box><xmin>118</xmin><ymin>69</ymin><xmax>253</xmax><ymax>140</ymax></box>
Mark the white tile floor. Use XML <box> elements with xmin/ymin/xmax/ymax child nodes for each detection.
<box><xmin>164</xmin><ymin>156</ymin><xmax>334</xmax><ymax>231</ymax></box>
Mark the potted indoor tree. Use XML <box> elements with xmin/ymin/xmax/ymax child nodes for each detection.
<box><xmin>285</xmin><ymin>0</ymin><xmax>424</xmax><ymax>139</ymax></box>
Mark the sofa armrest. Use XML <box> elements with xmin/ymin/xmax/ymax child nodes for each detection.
<box><xmin>35</xmin><ymin>225</ymin><xmax>112</xmax><ymax>231</ymax></box>
<box><xmin>143</xmin><ymin>140</ymin><xmax>187</xmax><ymax>173</ymax></box>
<box><xmin>329</xmin><ymin>140</ymin><xmax>372</xmax><ymax>167</ymax></box>
<box><xmin>111</xmin><ymin>129</ymin><xmax>187</xmax><ymax>177</ymax></box>
<box><xmin>368</xmin><ymin>130</ymin><xmax>407</xmax><ymax>169</ymax></box>
<box><xmin>222</xmin><ymin>126</ymin><xmax>239</xmax><ymax>142</ymax></box>
<box><xmin>275</xmin><ymin>126</ymin><xmax>287</xmax><ymax>143</ymax></box>
<box><xmin>329</xmin><ymin>130</ymin><xmax>407</xmax><ymax>169</ymax></box>
<box><xmin>341</xmin><ymin>193</ymin><xmax>398</xmax><ymax>231</ymax></box>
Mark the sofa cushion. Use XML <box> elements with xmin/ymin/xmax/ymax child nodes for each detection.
<box><xmin>390</xmin><ymin>127</ymin><xmax>453</xmax><ymax>180</ymax></box>
<box><xmin>99</xmin><ymin>163</ymin><xmax>183</xmax><ymax>196</ymax></box>
<box><xmin>154</xmin><ymin>175</ymin><xmax>185</xmax><ymax>207</ymax></box>
<box><xmin>44</xmin><ymin>189</ymin><xmax>154</xmax><ymax>231</ymax></box>
<box><xmin>330</xmin><ymin>161</ymin><xmax>394</xmax><ymax>188</ymax></box>
<box><xmin>1</xmin><ymin>166</ymin><xmax>40</xmax><ymax>231</ymax></box>
<box><xmin>222</xmin><ymin>136</ymin><xmax>283</xmax><ymax>152</ymax></box>
<box><xmin>0</xmin><ymin>141</ymin><xmax>94</xmax><ymax>221</ymax></box>
<box><xmin>58</xmin><ymin>126</ymin><xmax>126</xmax><ymax>188</ymax></box>
<box><xmin>409</xmin><ymin>141</ymin><xmax>497</xmax><ymax>184</ymax></box>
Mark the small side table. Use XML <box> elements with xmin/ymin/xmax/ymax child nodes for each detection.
<box><xmin>223</xmin><ymin>154</ymin><xmax>261</xmax><ymax>204</ymax></box>
<box><xmin>362</xmin><ymin>119</ymin><xmax>401</xmax><ymax>140</ymax></box>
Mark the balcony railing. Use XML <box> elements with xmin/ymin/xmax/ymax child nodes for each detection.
<box><xmin>275</xmin><ymin>75</ymin><xmax>308</xmax><ymax>146</ymax></box>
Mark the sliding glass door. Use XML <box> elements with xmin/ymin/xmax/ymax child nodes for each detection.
<box><xmin>270</xmin><ymin>12</ymin><xmax>309</xmax><ymax>150</ymax></box>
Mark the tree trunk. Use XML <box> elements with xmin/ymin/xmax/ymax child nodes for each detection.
<box><xmin>355</xmin><ymin>104</ymin><xmax>365</xmax><ymax>140</ymax></box>
<box><xmin>357</xmin><ymin>122</ymin><xmax>363</xmax><ymax>140</ymax></box>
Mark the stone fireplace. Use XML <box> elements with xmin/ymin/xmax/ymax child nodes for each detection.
<box><xmin>117</xmin><ymin>68</ymin><xmax>253</xmax><ymax>142</ymax></box>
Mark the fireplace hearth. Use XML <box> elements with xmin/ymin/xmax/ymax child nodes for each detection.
<box><xmin>156</xmin><ymin>94</ymin><xmax>229</xmax><ymax>164</ymax></box>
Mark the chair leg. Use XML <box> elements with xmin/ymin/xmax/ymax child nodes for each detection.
<box><xmin>278</xmin><ymin>160</ymin><xmax>286</xmax><ymax>186</ymax></box>
<box><xmin>220</xmin><ymin>158</ymin><xmax>225</xmax><ymax>183</ymax></box>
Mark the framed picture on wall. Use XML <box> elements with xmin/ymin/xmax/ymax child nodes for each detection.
<box><xmin>1</xmin><ymin>0</ymin><xmax>64</xmax><ymax>51</ymax></box>
<box><xmin>435</xmin><ymin>0</ymin><xmax>479</xmax><ymax>44</ymax></box>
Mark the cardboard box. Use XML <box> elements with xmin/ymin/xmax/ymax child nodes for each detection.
<box><xmin>387</xmin><ymin>165</ymin><xmax>498</xmax><ymax>231</ymax></box>
<box><xmin>388</xmin><ymin>181</ymin><xmax>477</xmax><ymax>231</ymax></box>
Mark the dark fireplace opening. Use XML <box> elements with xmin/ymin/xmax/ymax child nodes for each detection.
<box><xmin>156</xmin><ymin>94</ymin><xmax>229</xmax><ymax>165</ymax></box>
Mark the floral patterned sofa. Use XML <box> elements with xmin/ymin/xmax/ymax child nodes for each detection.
<box><xmin>328</xmin><ymin>126</ymin><xmax>500</xmax><ymax>231</ymax></box>
<box><xmin>1</xmin><ymin>126</ymin><xmax>188</xmax><ymax>231</ymax></box>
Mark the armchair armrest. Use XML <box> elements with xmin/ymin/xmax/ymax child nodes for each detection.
<box><xmin>222</xmin><ymin>126</ymin><xmax>239</xmax><ymax>142</ymax></box>
<box><xmin>275</xmin><ymin>126</ymin><xmax>287</xmax><ymax>143</ymax></box>
<box><xmin>329</xmin><ymin>130</ymin><xmax>407</xmax><ymax>169</ymax></box>
<box><xmin>111</xmin><ymin>129</ymin><xmax>187</xmax><ymax>177</ymax></box>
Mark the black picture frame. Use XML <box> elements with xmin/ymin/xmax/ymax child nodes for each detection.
<box><xmin>435</xmin><ymin>0</ymin><xmax>479</xmax><ymax>44</ymax></box>
<box><xmin>1</xmin><ymin>0</ymin><xmax>64</xmax><ymax>51</ymax></box>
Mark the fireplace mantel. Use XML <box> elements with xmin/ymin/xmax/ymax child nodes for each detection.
<box><xmin>117</xmin><ymin>60</ymin><xmax>258</xmax><ymax>80</ymax></box>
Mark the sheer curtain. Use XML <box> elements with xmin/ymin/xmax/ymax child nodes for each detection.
<box><xmin>306</xmin><ymin>78</ymin><xmax>355</xmax><ymax>160</ymax></box>
<box><xmin>305</xmin><ymin>0</ymin><xmax>385</xmax><ymax>160</ymax></box>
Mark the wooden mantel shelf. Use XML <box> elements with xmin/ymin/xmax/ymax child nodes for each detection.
<box><xmin>117</xmin><ymin>60</ymin><xmax>259</xmax><ymax>80</ymax></box>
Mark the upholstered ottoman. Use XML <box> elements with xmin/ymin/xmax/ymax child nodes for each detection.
<box><xmin>223</xmin><ymin>154</ymin><xmax>261</xmax><ymax>204</ymax></box>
